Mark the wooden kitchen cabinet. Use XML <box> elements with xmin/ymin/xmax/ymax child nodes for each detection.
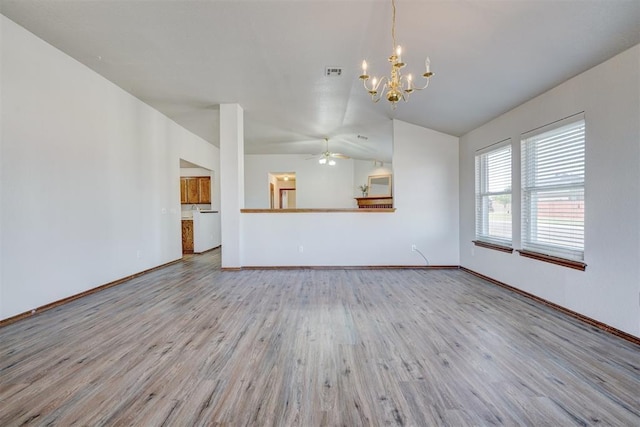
<box><xmin>180</xmin><ymin>178</ymin><xmax>188</xmax><ymax>204</ymax></box>
<box><xmin>186</xmin><ymin>178</ymin><xmax>199</xmax><ymax>203</ymax></box>
<box><xmin>181</xmin><ymin>220</ymin><xmax>194</xmax><ymax>253</ymax></box>
<box><xmin>198</xmin><ymin>177</ymin><xmax>211</xmax><ymax>204</ymax></box>
<box><xmin>180</xmin><ymin>176</ymin><xmax>211</xmax><ymax>204</ymax></box>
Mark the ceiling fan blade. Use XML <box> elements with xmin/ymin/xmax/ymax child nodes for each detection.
<box><xmin>331</xmin><ymin>153</ymin><xmax>350</xmax><ymax>159</ymax></box>
<box><xmin>305</xmin><ymin>154</ymin><xmax>320</xmax><ymax>160</ymax></box>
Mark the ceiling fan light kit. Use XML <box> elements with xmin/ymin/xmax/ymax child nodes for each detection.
<box><xmin>318</xmin><ymin>156</ymin><xmax>337</xmax><ymax>166</ymax></box>
<box><xmin>316</xmin><ymin>138</ymin><xmax>347</xmax><ymax>166</ymax></box>
<box><xmin>360</xmin><ymin>0</ymin><xmax>434</xmax><ymax>108</ymax></box>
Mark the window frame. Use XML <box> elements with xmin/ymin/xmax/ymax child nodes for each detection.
<box><xmin>474</xmin><ymin>140</ymin><xmax>513</xmax><ymax>251</ymax></box>
<box><xmin>520</xmin><ymin>113</ymin><xmax>586</xmax><ymax>269</ymax></box>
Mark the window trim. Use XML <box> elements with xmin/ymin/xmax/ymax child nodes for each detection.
<box><xmin>475</xmin><ymin>139</ymin><xmax>513</xmax><ymax>248</ymax></box>
<box><xmin>520</xmin><ymin>113</ymin><xmax>585</xmax><ymax>265</ymax></box>
<box><xmin>472</xmin><ymin>240</ymin><xmax>514</xmax><ymax>253</ymax></box>
<box><xmin>517</xmin><ymin>249</ymin><xmax>586</xmax><ymax>271</ymax></box>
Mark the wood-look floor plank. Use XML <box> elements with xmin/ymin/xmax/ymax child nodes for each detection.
<box><xmin>1</xmin><ymin>249</ymin><xmax>639</xmax><ymax>426</ymax></box>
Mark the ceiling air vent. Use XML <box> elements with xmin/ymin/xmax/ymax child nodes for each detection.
<box><xmin>325</xmin><ymin>67</ymin><xmax>343</xmax><ymax>77</ymax></box>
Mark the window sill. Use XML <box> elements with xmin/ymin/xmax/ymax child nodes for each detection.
<box><xmin>517</xmin><ymin>250</ymin><xmax>586</xmax><ymax>271</ymax></box>
<box><xmin>472</xmin><ymin>240</ymin><xmax>513</xmax><ymax>253</ymax></box>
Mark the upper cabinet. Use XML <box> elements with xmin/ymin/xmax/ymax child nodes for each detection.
<box><xmin>180</xmin><ymin>176</ymin><xmax>211</xmax><ymax>204</ymax></box>
<box><xmin>186</xmin><ymin>178</ymin><xmax>199</xmax><ymax>203</ymax></box>
<box><xmin>198</xmin><ymin>177</ymin><xmax>211</xmax><ymax>204</ymax></box>
<box><xmin>180</xmin><ymin>179</ymin><xmax>188</xmax><ymax>204</ymax></box>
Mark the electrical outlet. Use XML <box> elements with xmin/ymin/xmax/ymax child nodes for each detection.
<box><xmin>298</xmin><ymin>245</ymin><xmax>304</xmax><ymax>253</ymax></box>
<box><xmin>411</xmin><ymin>244</ymin><xmax>417</xmax><ymax>252</ymax></box>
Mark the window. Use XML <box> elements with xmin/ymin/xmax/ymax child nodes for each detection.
<box><xmin>521</xmin><ymin>114</ymin><xmax>585</xmax><ymax>263</ymax></box>
<box><xmin>475</xmin><ymin>142</ymin><xmax>512</xmax><ymax>248</ymax></box>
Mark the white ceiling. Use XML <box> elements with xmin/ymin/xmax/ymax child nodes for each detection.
<box><xmin>1</xmin><ymin>0</ymin><xmax>638</xmax><ymax>162</ymax></box>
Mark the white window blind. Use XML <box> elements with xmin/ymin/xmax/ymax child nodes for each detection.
<box><xmin>521</xmin><ymin>114</ymin><xmax>585</xmax><ymax>261</ymax></box>
<box><xmin>475</xmin><ymin>143</ymin><xmax>512</xmax><ymax>246</ymax></box>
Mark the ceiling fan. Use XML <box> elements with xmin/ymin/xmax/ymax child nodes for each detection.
<box><xmin>309</xmin><ymin>138</ymin><xmax>350</xmax><ymax>166</ymax></box>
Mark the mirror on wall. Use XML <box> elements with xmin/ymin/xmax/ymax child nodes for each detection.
<box><xmin>367</xmin><ymin>174</ymin><xmax>392</xmax><ymax>197</ymax></box>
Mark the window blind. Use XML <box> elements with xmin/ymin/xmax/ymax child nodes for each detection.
<box><xmin>521</xmin><ymin>115</ymin><xmax>585</xmax><ymax>261</ymax></box>
<box><xmin>475</xmin><ymin>143</ymin><xmax>512</xmax><ymax>246</ymax></box>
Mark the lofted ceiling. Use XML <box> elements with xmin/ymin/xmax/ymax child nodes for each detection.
<box><xmin>1</xmin><ymin>0</ymin><xmax>638</xmax><ymax>163</ymax></box>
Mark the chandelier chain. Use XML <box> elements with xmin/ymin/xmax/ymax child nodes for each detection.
<box><xmin>391</xmin><ymin>0</ymin><xmax>397</xmax><ymax>51</ymax></box>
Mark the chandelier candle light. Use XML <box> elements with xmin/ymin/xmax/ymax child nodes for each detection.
<box><xmin>360</xmin><ymin>0</ymin><xmax>434</xmax><ymax>107</ymax></box>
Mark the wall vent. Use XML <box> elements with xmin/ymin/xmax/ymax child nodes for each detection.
<box><xmin>325</xmin><ymin>67</ymin><xmax>343</xmax><ymax>77</ymax></box>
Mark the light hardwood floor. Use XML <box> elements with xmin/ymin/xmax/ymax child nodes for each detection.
<box><xmin>1</xmin><ymin>249</ymin><xmax>639</xmax><ymax>426</ymax></box>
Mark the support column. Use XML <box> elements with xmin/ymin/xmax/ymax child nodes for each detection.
<box><xmin>219</xmin><ymin>104</ymin><xmax>244</xmax><ymax>269</ymax></box>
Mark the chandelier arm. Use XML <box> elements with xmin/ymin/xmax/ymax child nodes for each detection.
<box><xmin>362</xmin><ymin>75</ymin><xmax>388</xmax><ymax>93</ymax></box>
<box><xmin>371</xmin><ymin>77</ymin><xmax>390</xmax><ymax>103</ymax></box>
<box><xmin>408</xmin><ymin>77</ymin><xmax>431</xmax><ymax>91</ymax></box>
<box><xmin>376</xmin><ymin>76</ymin><xmax>389</xmax><ymax>92</ymax></box>
<box><xmin>362</xmin><ymin>79</ymin><xmax>379</xmax><ymax>101</ymax></box>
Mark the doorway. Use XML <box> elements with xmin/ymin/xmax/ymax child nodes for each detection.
<box><xmin>179</xmin><ymin>158</ymin><xmax>220</xmax><ymax>255</ymax></box>
<box><xmin>279</xmin><ymin>188</ymin><xmax>297</xmax><ymax>209</ymax></box>
<box><xmin>268</xmin><ymin>172</ymin><xmax>296</xmax><ymax>209</ymax></box>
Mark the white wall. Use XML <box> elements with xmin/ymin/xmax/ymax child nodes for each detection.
<box><xmin>245</xmin><ymin>154</ymin><xmax>356</xmax><ymax>208</ymax></box>
<box><xmin>0</xmin><ymin>16</ymin><xmax>217</xmax><ymax>320</ymax></box>
<box><xmin>394</xmin><ymin>120</ymin><xmax>460</xmax><ymax>258</ymax></box>
<box><xmin>180</xmin><ymin>167</ymin><xmax>212</xmax><ymax>178</ymax></box>
<box><xmin>459</xmin><ymin>45</ymin><xmax>640</xmax><ymax>337</ymax></box>
<box><xmin>241</xmin><ymin>120</ymin><xmax>459</xmax><ymax>266</ymax></box>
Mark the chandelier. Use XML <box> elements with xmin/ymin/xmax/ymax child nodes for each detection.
<box><xmin>359</xmin><ymin>0</ymin><xmax>434</xmax><ymax>108</ymax></box>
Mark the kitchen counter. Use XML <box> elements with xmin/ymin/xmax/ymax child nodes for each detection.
<box><xmin>181</xmin><ymin>210</ymin><xmax>218</xmax><ymax>220</ymax></box>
